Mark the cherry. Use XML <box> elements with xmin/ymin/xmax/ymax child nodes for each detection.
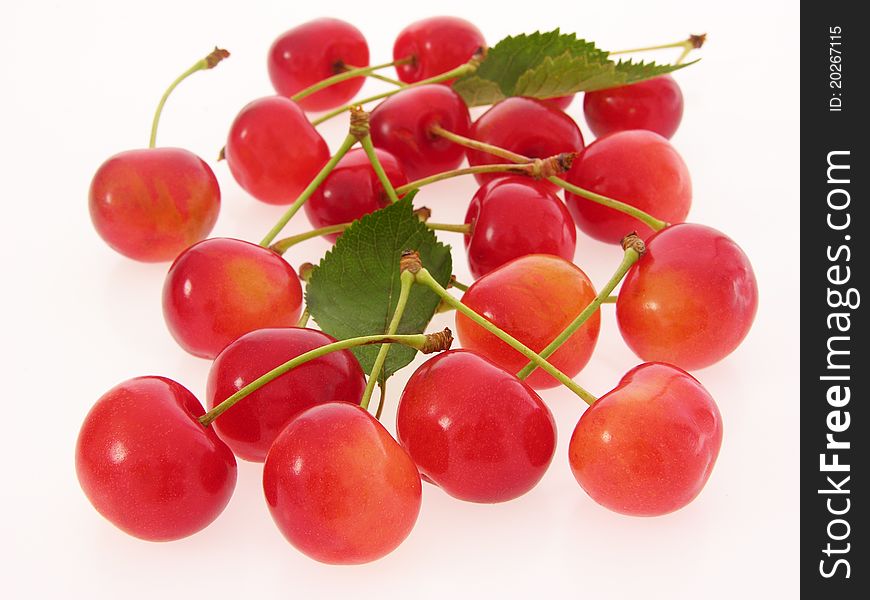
<box><xmin>75</xmin><ymin>376</ymin><xmax>237</xmax><ymax>541</ymax></box>
<box><xmin>542</xmin><ymin>94</ymin><xmax>575</xmax><ymax>110</ymax></box>
<box><xmin>563</xmin><ymin>130</ymin><xmax>691</xmax><ymax>243</ymax></box>
<box><xmin>369</xmin><ymin>84</ymin><xmax>471</xmax><ymax>180</ymax></box>
<box><xmin>303</xmin><ymin>148</ymin><xmax>408</xmax><ymax>241</ymax></box>
<box><xmin>397</xmin><ymin>350</ymin><xmax>556</xmax><ymax>503</ymax></box>
<box><xmin>464</xmin><ymin>176</ymin><xmax>576</xmax><ymax>278</ymax></box>
<box><xmin>455</xmin><ymin>254</ymin><xmax>599</xmax><ymax>389</ymax></box>
<box><xmin>583</xmin><ymin>75</ymin><xmax>684</xmax><ymax>139</ymax></box>
<box><xmin>162</xmin><ymin>238</ymin><xmax>303</xmax><ymax>359</ymax></box>
<box><xmin>263</xmin><ymin>402</ymin><xmax>421</xmax><ymax>564</ymax></box>
<box><xmin>225</xmin><ymin>96</ymin><xmax>330</xmax><ymax>205</ymax></box>
<box><xmin>569</xmin><ymin>363</ymin><xmax>722</xmax><ymax>516</ymax></box>
<box><xmin>465</xmin><ymin>97</ymin><xmax>585</xmax><ymax>187</ymax></box>
<box><xmin>393</xmin><ymin>17</ymin><xmax>485</xmax><ymax>84</ymax></box>
<box><xmin>268</xmin><ymin>18</ymin><xmax>369</xmax><ymax>112</ymax></box>
<box><xmin>616</xmin><ymin>223</ymin><xmax>758</xmax><ymax>370</ymax></box>
<box><xmin>206</xmin><ymin>327</ymin><xmax>366</xmax><ymax>462</ymax></box>
<box><xmin>89</xmin><ymin>149</ymin><xmax>220</xmax><ymax>262</ymax></box>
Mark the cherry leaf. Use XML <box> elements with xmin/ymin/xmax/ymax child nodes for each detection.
<box><xmin>306</xmin><ymin>198</ymin><xmax>452</xmax><ymax>381</ymax></box>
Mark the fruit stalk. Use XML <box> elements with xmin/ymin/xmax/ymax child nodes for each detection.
<box><xmin>610</xmin><ymin>33</ymin><xmax>707</xmax><ymax>64</ymax></box>
<box><xmin>430</xmin><ymin>125</ymin><xmax>668</xmax><ymax>232</ymax></box>
<box><xmin>199</xmin><ymin>331</ymin><xmax>446</xmax><ymax>427</ymax></box>
<box><xmin>413</xmin><ymin>266</ymin><xmax>597</xmax><ymax>404</ymax></box>
<box><xmin>259</xmin><ymin>134</ymin><xmax>358</xmax><ymax>247</ymax></box>
<box><xmin>394</xmin><ymin>162</ymin><xmax>547</xmax><ymax>195</ymax></box>
<box><xmin>291</xmin><ymin>59</ymin><xmax>409</xmax><ymax>102</ymax></box>
<box><xmin>312</xmin><ymin>61</ymin><xmax>479</xmax><ymax>126</ymax></box>
<box><xmin>360</xmin><ymin>135</ymin><xmax>401</xmax><ymax>203</ymax></box>
<box><xmin>149</xmin><ymin>48</ymin><xmax>230</xmax><ymax>148</ymax></box>
<box><xmin>269</xmin><ymin>221</ymin><xmax>471</xmax><ymax>254</ymax></box>
<box><xmin>517</xmin><ymin>234</ymin><xmax>646</xmax><ymax>380</ymax></box>
<box><xmin>360</xmin><ymin>270</ymin><xmax>415</xmax><ymax>410</ymax></box>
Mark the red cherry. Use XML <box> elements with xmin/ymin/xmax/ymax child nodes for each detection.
<box><xmin>397</xmin><ymin>350</ymin><xmax>556</xmax><ymax>503</ymax></box>
<box><xmin>542</xmin><ymin>94</ymin><xmax>575</xmax><ymax>110</ymax></box>
<box><xmin>268</xmin><ymin>18</ymin><xmax>369</xmax><ymax>112</ymax></box>
<box><xmin>464</xmin><ymin>177</ymin><xmax>576</xmax><ymax>278</ymax></box>
<box><xmin>569</xmin><ymin>363</ymin><xmax>723</xmax><ymax>516</ymax></box>
<box><xmin>162</xmin><ymin>238</ymin><xmax>303</xmax><ymax>359</ymax></box>
<box><xmin>225</xmin><ymin>96</ymin><xmax>330</xmax><ymax>205</ymax></box>
<box><xmin>455</xmin><ymin>254</ymin><xmax>599</xmax><ymax>389</ymax></box>
<box><xmin>75</xmin><ymin>376</ymin><xmax>237</xmax><ymax>541</ymax></box>
<box><xmin>583</xmin><ymin>75</ymin><xmax>684</xmax><ymax>139</ymax></box>
<box><xmin>466</xmin><ymin>97</ymin><xmax>585</xmax><ymax>187</ymax></box>
<box><xmin>617</xmin><ymin>223</ymin><xmax>758</xmax><ymax>370</ymax></box>
<box><xmin>303</xmin><ymin>148</ymin><xmax>408</xmax><ymax>241</ymax></box>
<box><xmin>393</xmin><ymin>17</ymin><xmax>485</xmax><ymax>84</ymax></box>
<box><xmin>89</xmin><ymin>148</ymin><xmax>220</xmax><ymax>262</ymax></box>
<box><xmin>370</xmin><ymin>84</ymin><xmax>471</xmax><ymax>180</ymax></box>
<box><xmin>206</xmin><ymin>327</ymin><xmax>366</xmax><ymax>462</ymax></box>
<box><xmin>563</xmin><ymin>130</ymin><xmax>691</xmax><ymax>243</ymax></box>
<box><xmin>263</xmin><ymin>402</ymin><xmax>421</xmax><ymax>564</ymax></box>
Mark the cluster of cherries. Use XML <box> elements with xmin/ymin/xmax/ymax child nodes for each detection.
<box><xmin>79</xmin><ymin>16</ymin><xmax>758</xmax><ymax>565</ymax></box>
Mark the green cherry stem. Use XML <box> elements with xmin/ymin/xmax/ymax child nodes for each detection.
<box><xmin>149</xmin><ymin>47</ymin><xmax>229</xmax><ymax>148</ymax></box>
<box><xmin>610</xmin><ymin>33</ymin><xmax>706</xmax><ymax>65</ymax></box>
<box><xmin>516</xmin><ymin>235</ymin><xmax>646</xmax><ymax>380</ymax></box>
<box><xmin>296</xmin><ymin>306</ymin><xmax>311</xmax><ymax>327</ymax></box>
<box><xmin>199</xmin><ymin>332</ymin><xmax>443</xmax><ymax>427</ymax></box>
<box><xmin>602</xmin><ymin>295</ymin><xmax>618</xmax><ymax>304</ymax></box>
<box><xmin>449</xmin><ymin>276</ymin><xmax>470</xmax><ymax>292</ymax></box>
<box><xmin>430</xmin><ymin>125</ymin><xmax>668</xmax><ymax>233</ymax></box>
<box><xmin>344</xmin><ymin>63</ymin><xmax>406</xmax><ymax>87</ymax></box>
<box><xmin>360</xmin><ymin>134</ymin><xmax>401</xmax><ymax>203</ymax></box>
<box><xmin>311</xmin><ymin>61</ymin><xmax>479</xmax><ymax>126</ymax></box>
<box><xmin>269</xmin><ymin>221</ymin><xmax>470</xmax><ymax>254</ymax></box>
<box><xmin>394</xmin><ymin>163</ymin><xmax>540</xmax><ymax>195</ymax></box>
<box><xmin>374</xmin><ymin>381</ymin><xmax>387</xmax><ymax>420</ymax></box>
<box><xmin>259</xmin><ymin>134</ymin><xmax>358</xmax><ymax>247</ymax></box>
<box><xmin>291</xmin><ymin>59</ymin><xmax>409</xmax><ymax>102</ymax></box>
<box><xmin>413</xmin><ymin>266</ymin><xmax>597</xmax><ymax>405</ymax></box>
<box><xmin>360</xmin><ymin>270</ymin><xmax>415</xmax><ymax>410</ymax></box>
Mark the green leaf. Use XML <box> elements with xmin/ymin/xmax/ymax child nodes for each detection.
<box><xmin>306</xmin><ymin>198</ymin><xmax>452</xmax><ymax>381</ymax></box>
<box><xmin>453</xmin><ymin>29</ymin><xmax>695</xmax><ymax>106</ymax></box>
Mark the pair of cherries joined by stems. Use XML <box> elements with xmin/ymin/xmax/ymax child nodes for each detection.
<box><xmin>80</xmin><ymin>16</ymin><xmax>755</xmax><ymax>565</ymax></box>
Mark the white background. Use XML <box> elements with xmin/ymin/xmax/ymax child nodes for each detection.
<box><xmin>1</xmin><ymin>1</ymin><xmax>799</xmax><ymax>598</ymax></box>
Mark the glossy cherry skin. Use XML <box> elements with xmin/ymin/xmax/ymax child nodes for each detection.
<box><xmin>89</xmin><ymin>148</ymin><xmax>220</xmax><ymax>262</ymax></box>
<box><xmin>264</xmin><ymin>402</ymin><xmax>422</xmax><ymax>564</ymax></box>
<box><xmin>455</xmin><ymin>254</ymin><xmax>600</xmax><ymax>389</ymax></box>
<box><xmin>370</xmin><ymin>84</ymin><xmax>471</xmax><ymax>180</ymax></box>
<box><xmin>564</xmin><ymin>130</ymin><xmax>691</xmax><ymax>243</ymax></box>
<box><xmin>466</xmin><ymin>97</ymin><xmax>585</xmax><ymax>187</ymax></box>
<box><xmin>464</xmin><ymin>176</ymin><xmax>576</xmax><ymax>278</ymax></box>
<box><xmin>569</xmin><ymin>363</ymin><xmax>722</xmax><ymax>516</ymax></box>
<box><xmin>583</xmin><ymin>75</ymin><xmax>684</xmax><ymax>139</ymax></box>
<box><xmin>206</xmin><ymin>328</ymin><xmax>366</xmax><ymax>462</ymax></box>
<box><xmin>397</xmin><ymin>350</ymin><xmax>556</xmax><ymax>503</ymax></box>
<box><xmin>268</xmin><ymin>18</ymin><xmax>369</xmax><ymax>112</ymax></box>
<box><xmin>225</xmin><ymin>96</ymin><xmax>330</xmax><ymax>205</ymax></box>
<box><xmin>76</xmin><ymin>376</ymin><xmax>237</xmax><ymax>541</ymax></box>
<box><xmin>393</xmin><ymin>17</ymin><xmax>485</xmax><ymax>84</ymax></box>
<box><xmin>162</xmin><ymin>238</ymin><xmax>303</xmax><ymax>359</ymax></box>
<box><xmin>543</xmin><ymin>94</ymin><xmax>575</xmax><ymax>110</ymax></box>
<box><xmin>304</xmin><ymin>148</ymin><xmax>408</xmax><ymax>241</ymax></box>
<box><xmin>617</xmin><ymin>223</ymin><xmax>758</xmax><ymax>370</ymax></box>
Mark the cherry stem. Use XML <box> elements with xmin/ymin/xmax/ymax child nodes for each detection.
<box><xmin>259</xmin><ymin>134</ymin><xmax>358</xmax><ymax>247</ymax></box>
<box><xmin>344</xmin><ymin>63</ymin><xmax>406</xmax><ymax>87</ymax></box>
<box><xmin>199</xmin><ymin>332</ymin><xmax>437</xmax><ymax>427</ymax></box>
<box><xmin>296</xmin><ymin>307</ymin><xmax>311</xmax><ymax>327</ymax></box>
<box><xmin>360</xmin><ymin>135</ymin><xmax>401</xmax><ymax>203</ymax></box>
<box><xmin>516</xmin><ymin>235</ymin><xmax>645</xmax><ymax>381</ymax></box>
<box><xmin>374</xmin><ymin>381</ymin><xmax>387</xmax><ymax>420</ymax></box>
<box><xmin>413</xmin><ymin>267</ymin><xmax>597</xmax><ymax>405</ymax></box>
<box><xmin>449</xmin><ymin>276</ymin><xmax>470</xmax><ymax>292</ymax></box>
<box><xmin>360</xmin><ymin>270</ymin><xmax>415</xmax><ymax>411</ymax></box>
<box><xmin>311</xmin><ymin>62</ymin><xmax>478</xmax><ymax>126</ymax></box>
<box><xmin>149</xmin><ymin>48</ymin><xmax>229</xmax><ymax>148</ymax></box>
<box><xmin>269</xmin><ymin>221</ymin><xmax>470</xmax><ymax>254</ymax></box>
<box><xmin>291</xmin><ymin>59</ymin><xmax>407</xmax><ymax>103</ymax></box>
<box><xmin>610</xmin><ymin>33</ymin><xmax>707</xmax><ymax>65</ymax></box>
<box><xmin>430</xmin><ymin>126</ymin><xmax>668</xmax><ymax>232</ymax></box>
<box><xmin>394</xmin><ymin>163</ymin><xmax>540</xmax><ymax>195</ymax></box>
<box><xmin>602</xmin><ymin>295</ymin><xmax>618</xmax><ymax>304</ymax></box>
